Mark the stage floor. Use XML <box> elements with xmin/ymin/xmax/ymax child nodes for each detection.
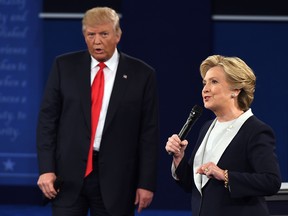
<box><xmin>0</xmin><ymin>204</ymin><xmax>191</xmax><ymax>216</ymax></box>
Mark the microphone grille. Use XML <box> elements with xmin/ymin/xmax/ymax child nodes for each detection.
<box><xmin>192</xmin><ymin>105</ymin><xmax>203</xmax><ymax>115</ymax></box>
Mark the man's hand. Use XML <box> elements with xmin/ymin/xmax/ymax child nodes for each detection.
<box><xmin>134</xmin><ymin>188</ymin><xmax>154</xmax><ymax>213</ymax></box>
<box><xmin>37</xmin><ymin>172</ymin><xmax>58</xmax><ymax>199</ymax></box>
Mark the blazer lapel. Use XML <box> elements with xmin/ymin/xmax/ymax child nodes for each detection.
<box><xmin>194</xmin><ymin>109</ymin><xmax>254</xmax><ymax>191</ymax></box>
<box><xmin>193</xmin><ymin>120</ymin><xmax>216</xmax><ymax>194</ymax></box>
<box><xmin>206</xmin><ymin>109</ymin><xmax>254</xmax><ymax>169</ymax></box>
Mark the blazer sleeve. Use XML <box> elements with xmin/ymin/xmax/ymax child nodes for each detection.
<box><xmin>174</xmin><ymin>156</ymin><xmax>194</xmax><ymax>192</ymax></box>
<box><xmin>228</xmin><ymin>117</ymin><xmax>282</xmax><ymax>198</ymax></box>
<box><xmin>175</xmin><ymin>121</ymin><xmax>212</xmax><ymax>192</ymax></box>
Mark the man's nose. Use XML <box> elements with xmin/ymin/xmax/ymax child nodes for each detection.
<box><xmin>93</xmin><ymin>35</ymin><xmax>101</xmax><ymax>44</ymax></box>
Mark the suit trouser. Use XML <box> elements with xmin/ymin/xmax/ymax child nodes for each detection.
<box><xmin>52</xmin><ymin>151</ymin><xmax>111</xmax><ymax>216</ymax></box>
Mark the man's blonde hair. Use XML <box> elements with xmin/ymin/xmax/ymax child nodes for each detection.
<box><xmin>82</xmin><ymin>7</ymin><xmax>122</xmax><ymax>36</ymax></box>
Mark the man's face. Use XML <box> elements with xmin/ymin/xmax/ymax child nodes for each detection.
<box><xmin>84</xmin><ymin>22</ymin><xmax>121</xmax><ymax>62</ymax></box>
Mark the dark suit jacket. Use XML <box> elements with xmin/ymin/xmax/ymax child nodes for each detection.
<box><xmin>37</xmin><ymin>50</ymin><xmax>159</xmax><ymax>216</ymax></box>
<box><xmin>175</xmin><ymin>115</ymin><xmax>281</xmax><ymax>216</ymax></box>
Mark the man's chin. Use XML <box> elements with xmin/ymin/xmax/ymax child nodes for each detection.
<box><xmin>91</xmin><ymin>53</ymin><xmax>106</xmax><ymax>62</ymax></box>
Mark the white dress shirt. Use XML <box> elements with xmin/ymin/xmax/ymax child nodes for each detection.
<box><xmin>90</xmin><ymin>49</ymin><xmax>119</xmax><ymax>151</ymax></box>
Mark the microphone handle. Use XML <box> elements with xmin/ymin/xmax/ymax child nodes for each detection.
<box><xmin>178</xmin><ymin>120</ymin><xmax>192</xmax><ymax>141</ymax></box>
<box><xmin>168</xmin><ymin>105</ymin><xmax>202</xmax><ymax>155</ymax></box>
<box><xmin>167</xmin><ymin>120</ymin><xmax>191</xmax><ymax>155</ymax></box>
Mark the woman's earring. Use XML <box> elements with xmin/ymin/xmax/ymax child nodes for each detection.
<box><xmin>231</xmin><ymin>93</ymin><xmax>236</xmax><ymax>98</ymax></box>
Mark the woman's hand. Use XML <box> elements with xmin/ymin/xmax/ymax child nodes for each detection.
<box><xmin>196</xmin><ymin>162</ymin><xmax>225</xmax><ymax>181</ymax></box>
<box><xmin>165</xmin><ymin>134</ymin><xmax>188</xmax><ymax>165</ymax></box>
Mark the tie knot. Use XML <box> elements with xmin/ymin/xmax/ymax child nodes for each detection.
<box><xmin>98</xmin><ymin>62</ymin><xmax>106</xmax><ymax>70</ymax></box>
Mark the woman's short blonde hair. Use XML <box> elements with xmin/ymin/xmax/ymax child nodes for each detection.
<box><xmin>200</xmin><ymin>55</ymin><xmax>256</xmax><ymax>111</ymax></box>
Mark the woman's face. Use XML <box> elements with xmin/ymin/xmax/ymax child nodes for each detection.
<box><xmin>202</xmin><ymin>66</ymin><xmax>234</xmax><ymax>113</ymax></box>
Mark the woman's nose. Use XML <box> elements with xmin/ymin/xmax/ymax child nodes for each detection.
<box><xmin>202</xmin><ymin>85</ymin><xmax>209</xmax><ymax>93</ymax></box>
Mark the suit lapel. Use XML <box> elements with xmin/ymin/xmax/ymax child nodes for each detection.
<box><xmin>103</xmin><ymin>54</ymin><xmax>129</xmax><ymax>134</ymax></box>
<box><xmin>77</xmin><ymin>52</ymin><xmax>130</xmax><ymax>137</ymax></box>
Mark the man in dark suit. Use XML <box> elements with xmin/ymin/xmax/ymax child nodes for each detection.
<box><xmin>36</xmin><ymin>7</ymin><xmax>159</xmax><ymax>216</ymax></box>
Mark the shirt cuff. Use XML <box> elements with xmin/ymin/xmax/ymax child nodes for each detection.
<box><xmin>171</xmin><ymin>162</ymin><xmax>179</xmax><ymax>180</ymax></box>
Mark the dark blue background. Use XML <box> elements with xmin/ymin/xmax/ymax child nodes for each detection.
<box><xmin>0</xmin><ymin>1</ymin><xmax>42</xmax><ymax>184</ymax></box>
<box><xmin>0</xmin><ymin>0</ymin><xmax>287</xmax><ymax>211</ymax></box>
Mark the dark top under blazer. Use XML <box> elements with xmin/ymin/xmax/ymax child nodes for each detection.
<box><xmin>37</xmin><ymin>50</ymin><xmax>159</xmax><ymax>216</ymax></box>
<box><xmin>175</xmin><ymin>115</ymin><xmax>281</xmax><ymax>216</ymax></box>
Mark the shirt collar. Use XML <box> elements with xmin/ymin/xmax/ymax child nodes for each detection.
<box><xmin>90</xmin><ymin>49</ymin><xmax>119</xmax><ymax>71</ymax></box>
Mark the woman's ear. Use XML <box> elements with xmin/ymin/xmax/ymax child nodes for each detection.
<box><xmin>231</xmin><ymin>89</ymin><xmax>241</xmax><ymax>98</ymax></box>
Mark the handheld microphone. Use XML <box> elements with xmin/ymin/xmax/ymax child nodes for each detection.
<box><xmin>178</xmin><ymin>105</ymin><xmax>203</xmax><ymax>141</ymax></box>
<box><xmin>168</xmin><ymin>105</ymin><xmax>203</xmax><ymax>155</ymax></box>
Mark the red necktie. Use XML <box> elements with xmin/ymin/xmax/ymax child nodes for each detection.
<box><xmin>85</xmin><ymin>62</ymin><xmax>105</xmax><ymax>177</ymax></box>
